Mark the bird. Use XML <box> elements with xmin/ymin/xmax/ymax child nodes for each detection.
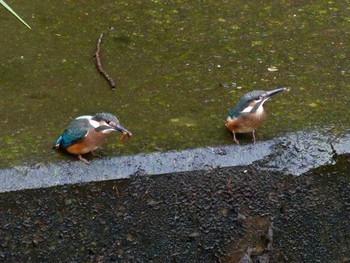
<box><xmin>225</xmin><ymin>87</ymin><xmax>286</xmax><ymax>144</ymax></box>
<box><xmin>54</xmin><ymin>112</ymin><xmax>132</xmax><ymax>164</ymax></box>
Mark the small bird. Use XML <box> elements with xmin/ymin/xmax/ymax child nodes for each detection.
<box><xmin>225</xmin><ymin>87</ymin><xmax>286</xmax><ymax>144</ymax></box>
<box><xmin>54</xmin><ymin>112</ymin><xmax>132</xmax><ymax>164</ymax></box>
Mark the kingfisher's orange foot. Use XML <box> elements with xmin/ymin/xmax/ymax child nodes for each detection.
<box><xmin>78</xmin><ymin>154</ymin><xmax>90</xmax><ymax>165</ymax></box>
<box><xmin>252</xmin><ymin>131</ymin><xmax>257</xmax><ymax>143</ymax></box>
<box><xmin>232</xmin><ymin>133</ymin><xmax>240</xmax><ymax>145</ymax></box>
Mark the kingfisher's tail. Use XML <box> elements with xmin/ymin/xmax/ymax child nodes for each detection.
<box><xmin>53</xmin><ymin>136</ymin><xmax>63</xmax><ymax>149</ymax></box>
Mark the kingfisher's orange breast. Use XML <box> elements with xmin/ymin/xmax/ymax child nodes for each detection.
<box><xmin>66</xmin><ymin>129</ymin><xmax>108</xmax><ymax>154</ymax></box>
<box><xmin>226</xmin><ymin>112</ymin><xmax>267</xmax><ymax>133</ymax></box>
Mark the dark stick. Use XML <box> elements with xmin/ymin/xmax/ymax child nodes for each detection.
<box><xmin>94</xmin><ymin>33</ymin><xmax>116</xmax><ymax>89</ymax></box>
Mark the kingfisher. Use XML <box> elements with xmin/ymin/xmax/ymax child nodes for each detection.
<box><xmin>54</xmin><ymin>112</ymin><xmax>132</xmax><ymax>164</ymax></box>
<box><xmin>225</xmin><ymin>87</ymin><xmax>286</xmax><ymax>144</ymax></box>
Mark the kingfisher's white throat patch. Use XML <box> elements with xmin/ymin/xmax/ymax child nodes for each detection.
<box><xmin>88</xmin><ymin>120</ymin><xmax>100</xmax><ymax>128</ymax></box>
<box><xmin>75</xmin><ymin>115</ymin><xmax>100</xmax><ymax>128</ymax></box>
<box><xmin>242</xmin><ymin>99</ymin><xmax>268</xmax><ymax>115</ymax></box>
<box><xmin>242</xmin><ymin>106</ymin><xmax>254</xmax><ymax>113</ymax></box>
<box><xmin>76</xmin><ymin>115</ymin><xmax>93</xmax><ymax>120</ymax></box>
<box><xmin>101</xmin><ymin>127</ymin><xmax>116</xmax><ymax>134</ymax></box>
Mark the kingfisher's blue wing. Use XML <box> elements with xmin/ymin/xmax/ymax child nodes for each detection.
<box><xmin>55</xmin><ymin>118</ymin><xmax>91</xmax><ymax>149</ymax></box>
<box><xmin>228</xmin><ymin>105</ymin><xmax>244</xmax><ymax>118</ymax></box>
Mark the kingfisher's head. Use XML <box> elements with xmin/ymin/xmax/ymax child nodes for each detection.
<box><xmin>228</xmin><ymin>87</ymin><xmax>286</xmax><ymax>118</ymax></box>
<box><xmin>92</xmin><ymin>112</ymin><xmax>132</xmax><ymax>136</ymax></box>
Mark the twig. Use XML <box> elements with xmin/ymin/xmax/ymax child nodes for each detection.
<box><xmin>94</xmin><ymin>33</ymin><xmax>116</xmax><ymax>89</ymax></box>
<box><xmin>113</xmin><ymin>185</ymin><xmax>120</xmax><ymax>197</ymax></box>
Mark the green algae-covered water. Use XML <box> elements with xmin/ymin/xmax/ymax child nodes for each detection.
<box><xmin>1</xmin><ymin>1</ymin><xmax>349</xmax><ymax>167</ymax></box>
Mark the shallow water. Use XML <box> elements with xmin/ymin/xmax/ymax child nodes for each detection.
<box><xmin>1</xmin><ymin>1</ymin><xmax>349</xmax><ymax>167</ymax></box>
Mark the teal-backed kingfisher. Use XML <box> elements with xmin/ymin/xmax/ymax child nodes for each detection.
<box><xmin>225</xmin><ymin>87</ymin><xmax>286</xmax><ymax>144</ymax></box>
<box><xmin>54</xmin><ymin>112</ymin><xmax>132</xmax><ymax>164</ymax></box>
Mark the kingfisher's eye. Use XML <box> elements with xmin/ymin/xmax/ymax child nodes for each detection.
<box><xmin>255</xmin><ymin>97</ymin><xmax>260</xmax><ymax>101</ymax></box>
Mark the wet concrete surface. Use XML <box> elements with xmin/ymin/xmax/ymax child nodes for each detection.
<box><xmin>2</xmin><ymin>0</ymin><xmax>350</xmax><ymax>168</ymax></box>
<box><xmin>0</xmin><ymin>131</ymin><xmax>349</xmax><ymax>193</ymax></box>
<box><xmin>0</xmin><ymin>131</ymin><xmax>349</xmax><ymax>262</ymax></box>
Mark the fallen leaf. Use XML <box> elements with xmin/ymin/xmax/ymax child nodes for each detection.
<box><xmin>268</xmin><ymin>66</ymin><xmax>278</xmax><ymax>72</ymax></box>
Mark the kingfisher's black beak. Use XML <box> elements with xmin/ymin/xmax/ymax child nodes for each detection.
<box><xmin>252</xmin><ymin>87</ymin><xmax>286</xmax><ymax>111</ymax></box>
<box><xmin>265</xmin><ymin>87</ymin><xmax>286</xmax><ymax>98</ymax></box>
<box><xmin>114</xmin><ymin>124</ymin><xmax>132</xmax><ymax>136</ymax></box>
<box><xmin>114</xmin><ymin>124</ymin><xmax>132</xmax><ymax>142</ymax></box>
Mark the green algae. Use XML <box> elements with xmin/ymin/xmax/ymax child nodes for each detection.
<box><xmin>0</xmin><ymin>0</ymin><xmax>349</xmax><ymax>167</ymax></box>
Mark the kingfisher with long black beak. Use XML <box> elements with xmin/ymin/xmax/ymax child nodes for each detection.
<box><xmin>225</xmin><ymin>87</ymin><xmax>286</xmax><ymax>144</ymax></box>
<box><xmin>54</xmin><ymin>112</ymin><xmax>132</xmax><ymax>164</ymax></box>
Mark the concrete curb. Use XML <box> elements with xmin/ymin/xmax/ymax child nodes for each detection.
<box><xmin>0</xmin><ymin>132</ymin><xmax>349</xmax><ymax>193</ymax></box>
